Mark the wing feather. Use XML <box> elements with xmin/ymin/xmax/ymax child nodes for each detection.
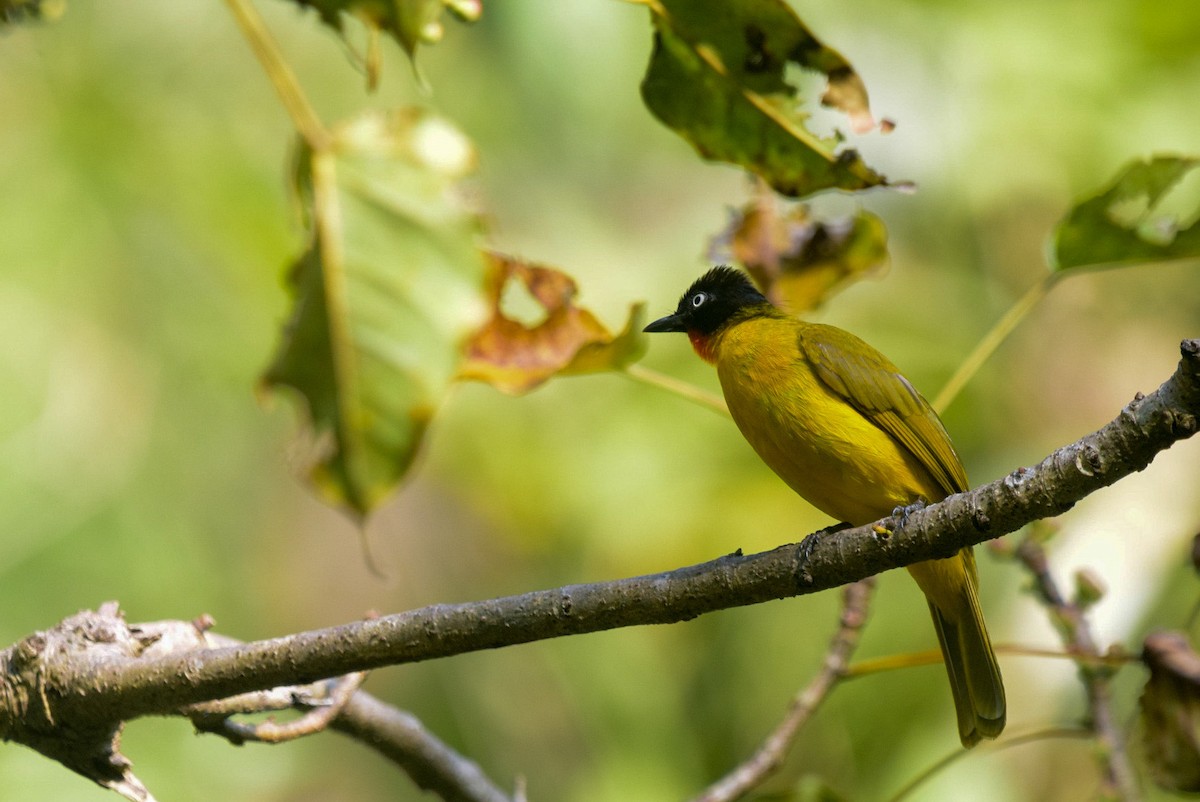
<box><xmin>799</xmin><ymin>324</ymin><xmax>968</xmax><ymax>497</ymax></box>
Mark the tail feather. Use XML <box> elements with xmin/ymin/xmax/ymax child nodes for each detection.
<box><xmin>909</xmin><ymin>549</ymin><xmax>1006</xmax><ymax>747</ymax></box>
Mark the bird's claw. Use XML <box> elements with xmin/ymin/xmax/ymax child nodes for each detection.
<box><xmin>891</xmin><ymin>499</ymin><xmax>927</xmax><ymax>531</ymax></box>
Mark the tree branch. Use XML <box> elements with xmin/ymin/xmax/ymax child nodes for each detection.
<box><xmin>2</xmin><ymin>339</ymin><xmax>1198</xmax><ymax>794</ymax></box>
<box><xmin>690</xmin><ymin>579</ymin><xmax>875</xmax><ymax>802</ymax></box>
<box><xmin>1014</xmin><ymin>536</ymin><xmax>1141</xmax><ymax>800</ymax></box>
<box><xmin>60</xmin><ymin>340</ymin><xmax>1198</xmax><ymax>717</ymax></box>
<box><xmin>331</xmin><ymin>691</ymin><xmax>521</xmax><ymax>802</ymax></box>
<box><xmin>0</xmin><ymin>612</ymin><xmax>519</xmax><ymax>801</ymax></box>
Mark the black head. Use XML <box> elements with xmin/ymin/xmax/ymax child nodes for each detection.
<box><xmin>644</xmin><ymin>266</ymin><xmax>769</xmax><ymax>336</ymax></box>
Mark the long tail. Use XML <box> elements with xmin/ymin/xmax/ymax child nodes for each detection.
<box><xmin>907</xmin><ymin>549</ymin><xmax>1006</xmax><ymax>747</ymax></box>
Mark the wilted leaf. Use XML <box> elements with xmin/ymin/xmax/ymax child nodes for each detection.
<box><xmin>262</xmin><ymin>108</ymin><xmax>488</xmax><ymax>517</ymax></box>
<box><xmin>458</xmin><ymin>255</ymin><xmax>646</xmax><ymax>395</ymax></box>
<box><xmin>287</xmin><ymin>0</ymin><xmax>481</xmax><ymax>65</ymax></box>
<box><xmin>712</xmin><ymin>200</ymin><xmax>888</xmax><ymax>313</ymax></box>
<box><xmin>1052</xmin><ymin>155</ymin><xmax>1200</xmax><ymax>270</ymax></box>
<box><xmin>1141</xmin><ymin>630</ymin><xmax>1200</xmax><ymax>792</ymax></box>
<box><xmin>638</xmin><ymin>0</ymin><xmax>889</xmax><ymax>198</ymax></box>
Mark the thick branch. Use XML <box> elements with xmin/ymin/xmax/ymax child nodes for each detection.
<box><xmin>49</xmin><ymin>340</ymin><xmax>1196</xmax><ymax>720</ymax></box>
<box><xmin>1</xmin><ymin>614</ymin><xmax>517</xmax><ymax>802</ymax></box>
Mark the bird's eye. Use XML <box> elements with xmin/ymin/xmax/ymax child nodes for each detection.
<box><xmin>691</xmin><ymin>292</ymin><xmax>708</xmax><ymax>308</ymax></box>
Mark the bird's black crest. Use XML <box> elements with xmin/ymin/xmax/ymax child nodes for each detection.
<box><xmin>681</xmin><ymin>266</ymin><xmax>763</xmax><ymax>305</ymax></box>
<box><xmin>672</xmin><ymin>266</ymin><xmax>769</xmax><ymax>335</ymax></box>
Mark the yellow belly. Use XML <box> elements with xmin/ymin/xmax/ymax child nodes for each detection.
<box><xmin>714</xmin><ymin>317</ymin><xmax>942</xmax><ymax>526</ymax></box>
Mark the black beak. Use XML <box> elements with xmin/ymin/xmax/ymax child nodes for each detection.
<box><xmin>644</xmin><ymin>312</ymin><xmax>687</xmax><ymax>333</ymax></box>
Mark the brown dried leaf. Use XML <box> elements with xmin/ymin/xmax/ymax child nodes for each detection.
<box><xmin>1142</xmin><ymin>631</ymin><xmax>1200</xmax><ymax>792</ymax></box>
<box><xmin>458</xmin><ymin>255</ymin><xmax>646</xmax><ymax>394</ymax></box>
<box><xmin>713</xmin><ymin>200</ymin><xmax>888</xmax><ymax>313</ymax></box>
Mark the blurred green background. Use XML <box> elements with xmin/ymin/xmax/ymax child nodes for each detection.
<box><xmin>1</xmin><ymin>1</ymin><xmax>1198</xmax><ymax>800</ymax></box>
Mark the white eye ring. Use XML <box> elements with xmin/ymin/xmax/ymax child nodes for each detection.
<box><xmin>691</xmin><ymin>292</ymin><xmax>708</xmax><ymax>308</ymax></box>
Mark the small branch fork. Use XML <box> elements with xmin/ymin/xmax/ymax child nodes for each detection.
<box><xmin>1014</xmin><ymin>536</ymin><xmax>1142</xmax><ymax>800</ymax></box>
<box><xmin>0</xmin><ymin>611</ymin><xmax>518</xmax><ymax>802</ymax></box>
<box><xmin>187</xmin><ymin>671</ymin><xmax>369</xmax><ymax>745</ymax></box>
<box><xmin>0</xmin><ymin>340</ymin><xmax>1196</xmax><ymax>798</ymax></box>
<box><xmin>690</xmin><ymin>579</ymin><xmax>876</xmax><ymax>802</ymax></box>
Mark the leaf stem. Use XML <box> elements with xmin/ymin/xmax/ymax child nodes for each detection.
<box><xmin>932</xmin><ymin>272</ymin><xmax>1060</xmax><ymax>414</ymax></box>
<box><xmin>690</xmin><ymin>580</ymin><xmax>875</xmax><ymax>802</ymax></box>
<box><xmin>844</xmin><ymin>643</ymin><xmax>1134</xmax><ymax>679</ymax></box>
<box><xmin>887</xmin><ymin>727</ymin><xmax>1093</xmax><ymax>802</ymax></box>
<box><xmin>224</xmin><ymin>0</ymin><xmax>331</xmax><ymax>149</ymax></box>
<box><xmin>622</xmin><ymin>363</ymin><xmax>729</xmax><ymax>416</ymax></box>
<box><xmin>843</xmin><ymin>649</ymin><xmax>943</xmax><ymax>677</ymax></box>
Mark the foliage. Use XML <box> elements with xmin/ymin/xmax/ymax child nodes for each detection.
<box><xmin>638</xmin><ymin>0</ymin><xmax>889</xmax><ymax>196</ymax></box>
<box><xmin>262</xmin><ymin>109</ymin><xmax>488</xmax><ymax>515</ymax></box>
<box><xmin>286</xmin><ymin>0</ymin><xmax>482</xmax><ymax>60</ymax></box>
<box><xmin>458</xmin><ymin>254</ymin><xmax>646</xmax><ymax>395</ymax></box>
<box><xmin>1053</xmin><ymin>155</ymin><xmax>1200</xmax><ymax>271</ymax></box>
<box><xmin>711</xmin><ymin>196</ymin><xmax>889</xmax><ymax>313</ymax></box>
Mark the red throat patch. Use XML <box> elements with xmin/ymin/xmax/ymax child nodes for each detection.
<box><xmin>687</xmin><ymin>329</ymin><xmax>717</xmax><ymax>364</ymax></box>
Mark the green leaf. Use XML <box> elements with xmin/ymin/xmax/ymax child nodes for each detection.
<box><xmin>1052</xmin><ymin>154</ymin><xmax>1200</xmax><ymax>271</ymax></box>
<box><xmin>286</xmin><ymin>0</ymin><xmax>481</xmax><ymax>63</ymax></box>
<box><xmin>638</xmin><ymin>0</ymin><xmax>889</xmax><ymax>199</ymax></box>
<box><xmin>262</xmin><ymin>108</ymin><xmax>488</xmax><ymax>517</ymax></box>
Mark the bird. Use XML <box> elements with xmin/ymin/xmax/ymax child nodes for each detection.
<box><xmin>644</xmin><ymin>266</ymin><xmax>1005</xmax><ymax>747</ymax></box>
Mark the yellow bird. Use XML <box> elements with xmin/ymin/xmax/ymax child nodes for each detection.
<box><xmin>645</xmin><ymin>266</ymin><xmax>1005</xmax><ymax>747</ymax></box>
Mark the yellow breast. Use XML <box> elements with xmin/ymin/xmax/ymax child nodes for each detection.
<box><xmin>712</xmin><ymin>316</ymin><xmax>942</xmax><ymax>526</ymax></box>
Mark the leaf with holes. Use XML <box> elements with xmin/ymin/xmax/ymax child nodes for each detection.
<box><xmin>1052</xmin><ymin>155</ymin><xmax>1200</xmax><ymax>270</ymax></box>
<box><xmin>262</xmin><ymin>108</ymin><xmax>488</xmax><ymax>517</ymax></box>
<box><xmin>458</xmin><ymin>255</ymin><xmax>646</xmax><ymax>395</ymax></box>
<box><xmin>638</xmin><ymin>0</ymin><xmax>890</xmax><ymax>199</ymax></box>
<box><xmin>714</xmin><ymin>201</ymin><xmax>888</xmax><ymax>313</ymax></box>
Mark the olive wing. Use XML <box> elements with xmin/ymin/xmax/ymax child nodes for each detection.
<box><xmin>799</xmin><ymin>324</ymin><xmax>969</xmax><ymax>498</ymax></box>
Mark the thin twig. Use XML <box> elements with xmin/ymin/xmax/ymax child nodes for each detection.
<box><xmin>223</xmin><ymin>0</ymin><xmax>331</xmax><ymax>149</ymax></box>
<box><xmin>845</xmin><ymin>643</ymin><xmax>1134</xmax><ymax>679</ymax></box>
<box><xmin>623</xmin><ymin>363</ymin><xmax>730</xmax><ymax>415</ymax></box>
<box><xmin>217</xmin><ymin>672</ymin><xmax>367</xmax><ymax>744</ymax></box>
<box><xmin>690</xmin><ymin>579</ymin><xmax>875</xmax><ymax>802</ymax></box>
<box><xmin>332</xmin><ymin>691</ymin><xmax>518</xmax><ymax>802</ymax></box>
<box><xmin>931</xmin><ymin>273</ymin><xmax>1058</xmax><ymax>414</ymax></box>
<box><xmin>887</xmin><ymin>726</ymin><xmax>1093</xmax><ymax>802</ymax></box>
<box><xmin>843</xmin><ymin>647</ymin><xmax>944</xmax><ymax>677</ymax></box>
<box><xmin>1014</xmin><ymin>536</ymin><xmax>1142</xmax><ymax>801</ymax></box>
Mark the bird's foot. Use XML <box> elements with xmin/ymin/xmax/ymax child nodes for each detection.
<box><xmin>887</xmin><ymin>499</ymin><xmax>928</xmax><ymax>534</ymax></box>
